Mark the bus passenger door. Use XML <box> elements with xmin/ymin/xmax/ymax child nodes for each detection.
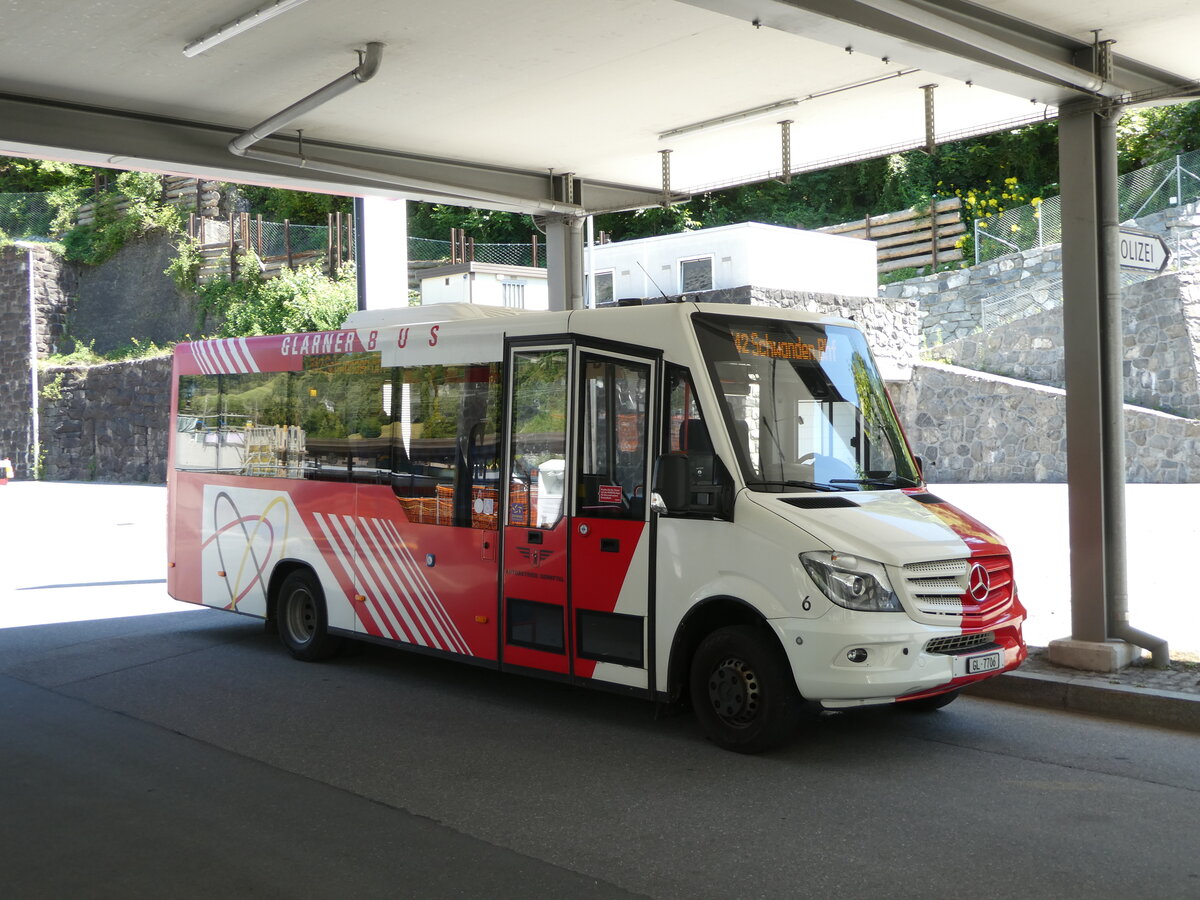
<box><xmin>501</xmin><ymin>346</ymin><xmax>573</xmax><ymax>676</ymax></box>
<box><xmin>570</xmin><ymin>352</ymin><xmax>654</xmax><ymax>690</ymax></box>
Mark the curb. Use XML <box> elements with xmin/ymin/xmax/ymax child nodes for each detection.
<box><xmin>963</xmin><ymin>670</ymin><xmax>1200</xmax><ymax>734</ymax></box>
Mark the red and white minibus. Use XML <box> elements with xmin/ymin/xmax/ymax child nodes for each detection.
<box><xmin>167</xmin><ymin>302</ymin><xmax>1026</xmax><ymax>752</ymax></box>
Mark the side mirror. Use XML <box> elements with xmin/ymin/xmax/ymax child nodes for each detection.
<box><xmin>652</xmin><ymin>454</ymin><xmax>688</xmax><ymax>514</ymax></box>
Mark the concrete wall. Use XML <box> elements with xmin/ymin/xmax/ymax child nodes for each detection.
<box><xmin>38</xmin><ymin>356</ymin><xmax>172</xmax><ymax>483</ymax></box>
<box><xmin>892</xmin><ymin>362</ymin><xmax>1200</xmax><ymax>483</ymax></box>
<box><xmin>0</xmin><ymin>244</ymin><xmax>73</xmax><ymax>477</ymax></box>
<box><xmin>927</xmin><ymin>269</ymin><xmax>1200</xmax><ymax>420</ymax></box>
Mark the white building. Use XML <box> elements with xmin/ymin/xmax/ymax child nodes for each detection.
<box><xmin>419</xmin><ymin>262</ymin><xmax>549</xmax><ymax>310</ymax></box>
<box><xmin>588</xmin><ymin>221</ymin><xmax>876</xmax><ymax>304</ymax></box>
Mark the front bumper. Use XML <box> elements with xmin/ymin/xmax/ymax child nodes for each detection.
<box><xmin>769</xmin><ymin>603</ymin><xmax>1026</xmax><ymax>708</ymax></box>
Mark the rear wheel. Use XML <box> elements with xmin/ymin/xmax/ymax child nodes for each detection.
<box><xmin>276</xmin><ymin>569</ymin><xmax>342</xmax><ymax>661</ymax></box>
<box><xmin>689</xmin><ymin>625</ymin><xmax>802</xmax><ymax>753</ymax></box>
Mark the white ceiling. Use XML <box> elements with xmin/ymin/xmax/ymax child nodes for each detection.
<box><xmin>0</xmin><ymin>0</ymin><xmax>1196</xmax><ymax>213</ymax></box>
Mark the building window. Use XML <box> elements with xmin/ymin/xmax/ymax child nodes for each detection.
<box><xmin>503</xmin><ymin>281</ymin><xmax>526</xmax><ymax>309</ymax></box>
<box><xmin>679</xmin><ymin>256</ymin><xmax>713</xmax><ymax>293</ymax></box>
<box><xmin>594</xmin><ymin>270</ymin><xmax>614</xmax><ymax>306</ymax></box>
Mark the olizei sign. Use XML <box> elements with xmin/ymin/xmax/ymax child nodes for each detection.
<box><xmin>1119</xmin><ymin>229</ymin><xmax>1171</xmax><ymax>273</ymax></box>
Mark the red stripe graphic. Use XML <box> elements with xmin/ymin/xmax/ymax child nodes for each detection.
<box><xmin>312</xmin><ymin>512</ymin><xmax>469</xmax><ymax>654</ymax></box>
<box><xmin>311</xmin><ymin>513</ymin><xmax>391</xmax><ymax>638</ymax></box>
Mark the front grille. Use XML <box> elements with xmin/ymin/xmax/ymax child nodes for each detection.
<box><xmin>899</xmin><ymin>553</ymin><xmax>1014</xmax><ymax>626</ymax></box>
<box><xmin>925</xmin><ymin>631</ymin><xmax>996</xmax><ymax>655</ymax></box>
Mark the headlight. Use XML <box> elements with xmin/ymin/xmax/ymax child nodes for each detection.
<box><xmin>801</xmin><ymin>551</ymin><xmax>903</xmax><ymax>613</ymax></box>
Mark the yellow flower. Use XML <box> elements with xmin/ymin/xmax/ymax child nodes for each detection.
<box><xmin>988</xmin><ymin>198</ymin><xmax>998</xmax><ymax>206</ymax></box>
<box><xmin>1011</xmin><ymin>224</ymin><xmax>1020</xmax><ymax>233</ymax></box>
<box><xmin>1031</xmin><ymin>197</ymin><xmax>1043</xmax><ymax>206</ymax></box>
<box><xmin>978</xmin><ymin>221</ymin><xmax>988</xmax><ymax>228</ymax></box>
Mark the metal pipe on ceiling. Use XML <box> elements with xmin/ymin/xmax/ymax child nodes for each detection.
<box><xmin>229</xmin><ymin>42</ymin><xmax>384</xmax><ymax>157</ymax></box>
<box><xmin>227</xmin><ymin>42</ymin><xmax>584</xmax><ymax>215</ymax></box>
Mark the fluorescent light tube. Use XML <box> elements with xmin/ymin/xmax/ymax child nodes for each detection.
<box><xmin>183</xmin><ymin>0</ymin><xmax>313</xmax><ymax>58</ymax></box>
<box><xmin>659</xmin><ymin>99</ymin><xmax>800</xmax><ymax>141</ymax></box>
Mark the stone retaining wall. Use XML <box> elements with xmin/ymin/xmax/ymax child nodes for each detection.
<box><xmin>880</xmin><ymin>245</ymin><xmax>1062</xmax><ymax>344</ymax></box>
<box><xmin>38</xmin><ymin>356</ymin><xmax>173</xmax><ymax>483</ymax></box>
<box><xmin>882</xmin><ymin>200</ymin><xmax>1200</xmax><ymax>345</ymax></box>
<box><xmin>0</xmin><ymin>244</ymin><xmax>74</xmax><ymax>477</ymax></box>
<box><xmin>927</xmin><ymin>269</ymin><xmax>1200</xmax><ymax>420</ymax></box>
<box><xmin>892</xmin><ymin>362</ymin><xmax>1200</xmax><ymax>483</ymax></box>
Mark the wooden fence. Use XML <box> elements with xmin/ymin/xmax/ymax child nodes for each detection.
<box><xmin>75</xmin><ymin>175</ymin><xmax>221</xmax><ymax>226</ymax></box>
<box><xmin>188</xmin><ymin>211</ymin><xmax>354</xmax><ymax>284</ymax></box>
<box><xmin>818</xmin><ymin>196</ymin><xmax>964</xmax><ymax>274</ymax></box>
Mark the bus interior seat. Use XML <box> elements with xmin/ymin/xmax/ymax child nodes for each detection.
<box><xmin>679</xmin><ymin>418</ymin><xmax>714</xmax><ymax>483</ymax></box>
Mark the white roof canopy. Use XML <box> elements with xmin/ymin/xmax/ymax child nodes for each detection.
<box><xmin>0</xmin><ymin>1</ymin><xmax>1196</xmax><ymax>213</ymax></box>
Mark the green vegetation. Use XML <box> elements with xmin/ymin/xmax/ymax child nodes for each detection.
<box><xmin>193</xmin><ymin>253</ymin><xmax>357</xmax><ymax>337</ymax></box>
<box><xmin>39</xmin><ymin>372</ymin><xmax>65</xmax><ymax>400</ymax></box>
<box><xmin>42</xmin><ymin>336</ymin><xmax>172</xmax><ymax>367</ymax></box>
<box><xmin>232</xmin><ymin>184</ymin><xmax>352</xmax><ymax>224</ymax></box>
<box><xmin>60</xmin><ymin>172</ymin><xmax>187</xmax><ymax>266</ymax></box>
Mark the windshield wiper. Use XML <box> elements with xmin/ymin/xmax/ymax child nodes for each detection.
<box><xmin>748</xmin><ymin>479</ymin><xmax>845</xmax><ymax>493</ymax></box>
<box><xmin>829</xmin><ymin>476</ymin><xmax>920</xmax><ymax>489</ymax></box>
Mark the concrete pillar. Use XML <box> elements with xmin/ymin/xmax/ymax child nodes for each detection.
<box><xmin>1053</xmin><ymin>98</ymin><xmax>1168</xmax><ymax>670</ymax></box>
<box><xmin>1057</xmin><ymin>101</ymin><xmax>1109</xmax><ymax>648</ymax></box>
<box><xmin>544</xmin><ymin>214</ymin><xmax>585</xmax><ymax>311</ymax></box>
<box><xmin>358</xmin><ymin>195</ymin><xmax>409</xmax><ymax>310</ymax></box>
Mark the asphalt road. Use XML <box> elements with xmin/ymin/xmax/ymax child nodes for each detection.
<box><xmin>2</xmin><ymin>611</ymin><xmax>1200</xmax><ymax>898</ymax></box>
<box><xmin>2</xmin><ymin>482</ymin><xmax>1200</xmax><ymax>897</ymax></box>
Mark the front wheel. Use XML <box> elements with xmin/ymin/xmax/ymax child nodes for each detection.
<box><xmin>276</xmin><ymin>569</ymin><xmax>343</xmax><ymax>661</ymax></box>
<box><xmin>689</xmin><ymin>625</ymin><xmax>802</xmax><ymax>753</ymax></box>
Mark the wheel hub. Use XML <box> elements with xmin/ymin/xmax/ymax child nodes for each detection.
<box><xmin>286</xmin><ymin>589</ymin><xmax>316</xmax><ymax>644</ymax></box>
<box><xmin>708</xmin><ymin>657</ymin><xmax>760</xmax><ymax>727</ymax></box>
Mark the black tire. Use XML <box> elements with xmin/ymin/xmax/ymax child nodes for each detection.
<box><xmin>900</xmin><ymin>688</ymin><xmax>960</xmax><ymax>712</ymax></box>
<box><xmin>276</xmin><ymin>569</ymin><xmax>343</xmax><ymax>661</ymax></box>
<box><xmin>689</xmin><ymin>624</ymin><xmax>802</xmax><ymax>754</ymax></box>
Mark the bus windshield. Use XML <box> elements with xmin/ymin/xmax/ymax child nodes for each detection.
<box><xmin>692</xmin><ymin>313</ymin><xmax>920</xmax><ymax>492</ymax></box>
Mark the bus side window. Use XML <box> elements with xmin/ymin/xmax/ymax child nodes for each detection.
<box><xmin>508</xmin><ymin>350</ymin><xmax>568</xmax><ymax>529</ymax></box>
<box><xmin>577</xmin><ymin>355</ymin><xmax>649</xmax><ymax>520</ymax></box>
<box><xmin>294</xmin><ymin>352</ymin><xmax>392</xmax><ymax>483</ymax></box>
<box><xmin>390</xmin><ymin>363</ymin><xmax>502</xmax><ymax>529</ymax></box>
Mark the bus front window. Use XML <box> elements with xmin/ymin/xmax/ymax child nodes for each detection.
<box><xmin>692</xmin><ymin>314</ymin><xmax>920</xmax><ymax>492</ymax></box>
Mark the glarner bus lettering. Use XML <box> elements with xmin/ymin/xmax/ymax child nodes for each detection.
<box><xmin>167</xmin><ymin>303</ymin><xmax>1024</xmax><ymax>753</ymax></box>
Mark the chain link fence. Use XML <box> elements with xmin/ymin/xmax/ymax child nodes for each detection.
<box><xmin>0</xmin><ymin>192</ymin><xmax>55</xmax><ymax>240</ymax></box>
<box><xmin>976</xmin><ymin>149</ymin><xmax>1200</xmax><ymax>264</ymax></box>
<box><xmin>254</xmin><ymin>220</ymin><xmax>328</xmax><ymax>257</ymax></box>
<box><xmin>408</xmin><ymin>235</ymin><xmax>546</xmax><ymax>267</ymax></box>
<box><xmin>973</xmin><ymin>150</ymin><xmax>1200</xmax><ymax>331</ymax></box>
